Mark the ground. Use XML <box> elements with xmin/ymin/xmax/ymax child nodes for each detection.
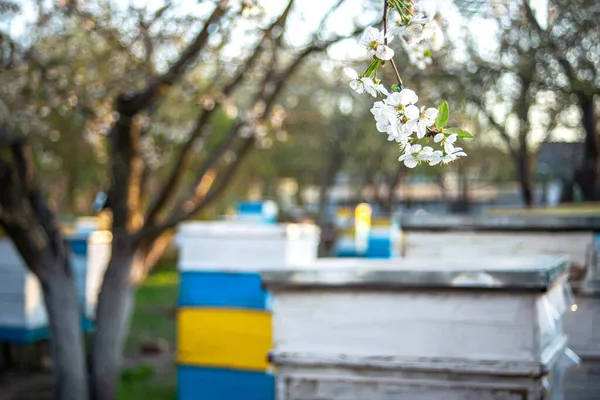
<box><xmin>0</xmin><ymin>264</ymin><xmax>179</xmax><ymax>400</ymax></box>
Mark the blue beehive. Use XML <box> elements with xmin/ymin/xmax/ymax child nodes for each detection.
<box><xmin>175</xmin><ymin>221</ymin><xmax>319</xmax><ymax>400</ymax></box>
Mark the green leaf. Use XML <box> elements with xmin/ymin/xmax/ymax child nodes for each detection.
<box><xmin>435</xmin><ymin>101</ymin><xmax>449</xmax><ymax>129</ymax></box>
<box><xmin>363</xmin><ymin>59</ymin><xmax>380</xmax><ymax>78</ymax></box>
<box><xmin>445</xmin><ymin>127</ymin><xmax>474</xmax><ymax>139</ymax></box>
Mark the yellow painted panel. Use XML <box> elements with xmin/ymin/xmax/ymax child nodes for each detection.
<box><xmin>487</xmin><ymin>204</ymin><xmax>600</xmax><ymax>216</ymax></box>
<box><xmin>177</xmin><ymin>308</ymin><xmax>272</xmax><ymax>372</ymax></box>
<box><xmin>371</xmin><ymin>219</ymin><xmax>392</xmax><ymax>227</ymax></box>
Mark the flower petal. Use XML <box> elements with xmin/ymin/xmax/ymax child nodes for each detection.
<box><xmin>376</xmin><ymin>84</ymin><xmax>389</xmax><ymax>96</ymax></box>
<box><xmin>425</xmin><ymin>107</ymin><xmax>438</xmax><ymax>121</ymax></box>
<box><xmin>416</xmin><ymin>122</ymin><xmax>427</xmax><ymax>138</ymax></box>
<box><xmin>398</xmin><ymin>88</ymin><xmax>418</xmax><ymax>105</ymax></box>
<box><xmin>404</xmin><ymin>104</ymin><xmax>420</xmax><ymax>120</ymax></box>
<box><xmin>411</xmin><ymin>144</ymin><xmax>422</xmax><ymax>153</ymax></box>
<box><xmin>343</xmin><ymin>67</ymin><xmax>359</xmax><ymax>80</ymax></box>
<box><xmin>376</xmin><ymin>45</ymin><xmax>395</xmax><ymax>61</ymax></box>
<box><xmin>434</xmin><ymin>133</ymin><xmax>444</xmax><ymax>143</ymax></box>
<box><xmin>404</xmin><ymin>158</ymin><xmax>418</xmax><ymax>168</ymax></box>
<box><xmin>360</xmin><ymin>26</ymin><xmax>379</xmax><ymax>46</ymax></box>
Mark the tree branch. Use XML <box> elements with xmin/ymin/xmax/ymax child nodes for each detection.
<box><xmin>136</xmin><ymin>137</ymin><xmax>254</xmax><ymax>239</ymax></box>
<box><xmin>141</xmin><ymin>10</ymin><xmax>372</xmax><ymax>238</ymax></box>
<box><xmin>128</xmin><ymin>0</ymin><xmax>229</xmax><ymax>112</ymax></box>
<box><xmin>143</xmin><ymin>1</ymin><xmax>296</xmax><ymax>225</ymax></box>
<box><xmin>467</xmin><ymin>94</ymin><xmax>519</xmax><ymax>160</ymax></box>
<box><xmin>0</xmin><ymin>126</ymin><xmax>71</xmax><ymax>277</ymax></box>
<box><xmin>143</xmin><ymin>109</ymin><xmax>215</xmax><ymax>224</ymax></box>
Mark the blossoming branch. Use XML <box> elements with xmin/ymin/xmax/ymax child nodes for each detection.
<box><xmin>344</xmin><ymin>0</ymin><xmax>473</xmax><ymax>168</ymax></box>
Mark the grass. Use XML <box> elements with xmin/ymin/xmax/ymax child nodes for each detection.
<box><xmin>10</xmin><ymin>263</ymin><xmax>180</xmax><ymax>400</ymax></box>
<box><xmin>119</xmin><ymin>263</ymin><xmax>179</xmax><ymax>400</ymax></box>
<box><xmin>126</xmin><ymin>264</ymin><xmax>179</xmax><ymax>353</ymax></box>
<box><xmin>118</xmin><ymin>364</ymin><xmax>176</xmax><ymax>400</ymax></box>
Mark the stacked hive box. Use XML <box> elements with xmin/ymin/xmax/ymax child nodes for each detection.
<box><xmin>233</xmin><ymin>201</ymin><xmax>279</xmax><ymax>224</ymax></box>
<box><xmin>73</xmin><ymin>230</ymin><xmax>112</xmax><ymax>324</ymax></box>
<box><xmin>334</xmin><ymin>216</ymin><xmax>400</xmax><ymax>258</ymax></box>
<box><xmin>0</xmin><ymin>228</ymin><xmax>111</xmax><ymax>342</ymax></box>
<box><xmin>263</xmin><ymin>256</ymin><xmax>580</xmax><ymax>400</ymax></box>
<box><xmin>0</xmin><ymin>237</ymin><xmax>48</xmax><ymax>343</ymax></box>
<box><xmin>366</xmin><ymin>218</ymin><xmax>401</xmax><ymax>258</ymax></box>
<box><xmin>176</xmin><ymin>221</ymin><xmax>319</xmax><ymax>400</ymax></box>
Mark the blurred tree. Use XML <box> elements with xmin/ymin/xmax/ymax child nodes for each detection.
<box><xmin>454</xmin><ymin>0</ymin><xmax>600</xmax><ymax>204</ymax></box>
<box><xmin>0</xmin><ymin>1</ymin><xmax>374</xmax><ymax>398</ymax></box>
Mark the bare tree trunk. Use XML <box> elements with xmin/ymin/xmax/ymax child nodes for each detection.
<box><xmin>90</xmin><ymin>235</ymin><xmax>138</xmax><ymax>400</ymax></box>
<box><xmin>575</xmin><ymin>94</ymin><xmax>599</xmax><ymax>201</ymax></box>
<box><xmin>40</xmin><ymin>260</ymin><xmax>89</xmax><ymax>400</ymax></box>
<box><xmin>0</xmin><ymin>128</ymin><xmax>89</xmax><ymax>399</ymax></box>
<box><xmin>316</xmin><ymin>146</ymin><xmax>345</xmax><ymax>257</ymax></box>
<box><xmin>383</xmin><ymin>164</ymin><xmax>405</xmax><ymax>214</ymax></box>
<box><xmin>516</xmin><ymin>147</ymin><xmax>533</xmax><ymax>207</ymax></box>
<box><xmin>516</xmin><ymin>77</ymin><xmax>533</xmax><ymax>208</ymax></box>
<box><xmin>316</xmin><ymin>144</ymin><xmax>345</xmax><ymax>227</ymax></box>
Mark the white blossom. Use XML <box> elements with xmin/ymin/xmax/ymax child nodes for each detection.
<box><xmin>407</xmin><ymin>106</ymin><xmax>438</xmax><ymax>139</ymax></box>
<box><xmin>420</xmin><ymin>20</ymin><xmax>440</xmax><ymax>42</ymax></box>
<box><xmin>427</xmin><ymin>149</ymin><xmax>444</xmax><ymax>165</ymax></box>
<box><xmin>414</xmin><ymin>0</ymin><xmax>437</xmax><ymax>22</ymax></box>
<box><xmin>385</xmin><ymin>89</ymin><xmax>420</xmax><ymax>119</ymax></box>
<box><xmin>418</xmin><ymin>146</ymin><xmax>444</xmax><ymax>165</ymax></box>
<box><xmin>371</xmin><ymin>101</ymin><xmax>396</xmax><ymax>133</ymax></box>
<box><xmin>398</xmin><ymin>143</ymin><xmax>422</xmax><ymax>168</ymax></box>
<box><xmin>342</xmin><ymin>4</ymin><xmax>467</xmax><ymax>169</ymax></box>
<box><xmin>371</xmin><ymin>89</ymin><xmax>420</xmax><ymax>144</ymax></box>
<box><xmin>438</xmin><ymin>133</ymin><xmax>458</xmax><ymax>153</ymax></box>
<box><xmin>362</xmin><ymin>78</ymin><xmax>379</xmax><ymax>97</ymax></box>
<box><xmin>434</xmin><ymin>134</ymin><xmax>466</xmax><ymax>163</ymax></box>
<box><xmin>442</xmin><ymin>146</ymin><xmax>467</xmax><ymax>163</ymax></box>
<box><xmin>391</xmin><ymin>14</ymin><xmax>430</xmax><ymax>45</ymax></box>
<box><xmin>404</xmin><ymin>43</ymin><xmax>432</xmax><ymax>70</ymax></box>
<box><xmin>422</xmin><ymin>20</ymin><xmax>444</xmax><ymax>49</ymax></box>
<box><xmin>386</xmin><ymin>121</ymin><xmax>412</xmax><ymax>144</ymax></box>
<box><xmin>360</xmin><ymin>26</ymin><xmax>395</xmax><ymax>61</ymax></box>
<box><xmin>374</xmin><ymin>82</ymin><xmax>389</xmax><ymax>96</ymax></box>
<box><xmin>344</xmin><ymin>67</ymin><xmax>388</xmax><ymax>98</ymax></box>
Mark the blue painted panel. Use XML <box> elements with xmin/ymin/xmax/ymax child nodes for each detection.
<box><xmin>178</xmin><ymin>365</ymin><xmax>274</xmax><ymax>400</ymax></box>
<box><xmin>237</xmin><ymin>202</ymin><xmax>263</xmax><ymax>214</ymax></box>
<box><xmin>336</xmin><ymin>249</ymin><xmax>360</xmax><ymax>257</ymax></box>
<box><xmin>0</xmin><ymin>318</ymin><xmax>93</xmax><ymax>344</ymax></box>
<box><xmin>81</xmin><ymin>317</ymin><xmax>94</xmax><ymax>333</ymax></box>
<box><xmin>67</xmin><ymin>237</ymin><xmax>88</xmax><ymax>256</ymax></box>
<box><xmin>366</xmin><ymin>237</ymin><xmax>392</xmax><ymax>259</ymax></box>
<box><xmin>0</xmin><ymin>326</ymin><xmax>49</xmax><ymax>343</ymax></box>
<box><xmin>178</xmin><ymin>271</ymin><xmax>268</xmax><ymax>310</ymax></box>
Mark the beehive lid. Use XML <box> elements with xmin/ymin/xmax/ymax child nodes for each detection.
<box><xmin>261</xmin><ymin>255</ymin><xmax>568</xmax><ymax>292</ymax></box>
<box><xmin>177</xmin><ymin>221</ymin><xmax>319</xmax><ymax>240</ymax></box>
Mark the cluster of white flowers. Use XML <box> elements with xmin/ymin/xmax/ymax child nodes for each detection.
<box><xmin>342</xmin><ymin>0</ymin><xmax>471</xmax><ymax>168</ymax></box>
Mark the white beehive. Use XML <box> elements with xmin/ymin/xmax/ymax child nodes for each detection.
<box><xmin>0</xmin><ymin>239</ymin><xmax>48</xmax><ymax>339</ymax></box>
<box><xmin>176</xmin><ymin>221</ymin><xmax>320</xmax><ymax>271</ymax></box>
<box><xmin>0</xmin><ymin>230</ymin><xmax>111</xmax><ymax>341</ymax></box>
<box><xmin>262</xmin><ymin>256</ymin><xmax>579</xmax><ymax>400</ymax></box>
<box><xmin>83</xmin><ymin>230</ymin><xmax>111</xmax><ymax>319</ymax></box>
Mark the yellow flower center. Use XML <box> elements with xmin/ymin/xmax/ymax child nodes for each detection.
<box><xmin>370</xmin><ymin>41</ymin><xmax>379</xmax><ymax>50</ymax></box>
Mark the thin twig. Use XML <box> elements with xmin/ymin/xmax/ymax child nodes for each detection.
<box><xmin>389</xmin><ymin>59</ymin><xmax>403</xmax><ymax>86</ymax></box>
<box><xmin>383</xmin><ymin>1</ymin><xmax>403</xmax><ymax>86</ymax></box>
